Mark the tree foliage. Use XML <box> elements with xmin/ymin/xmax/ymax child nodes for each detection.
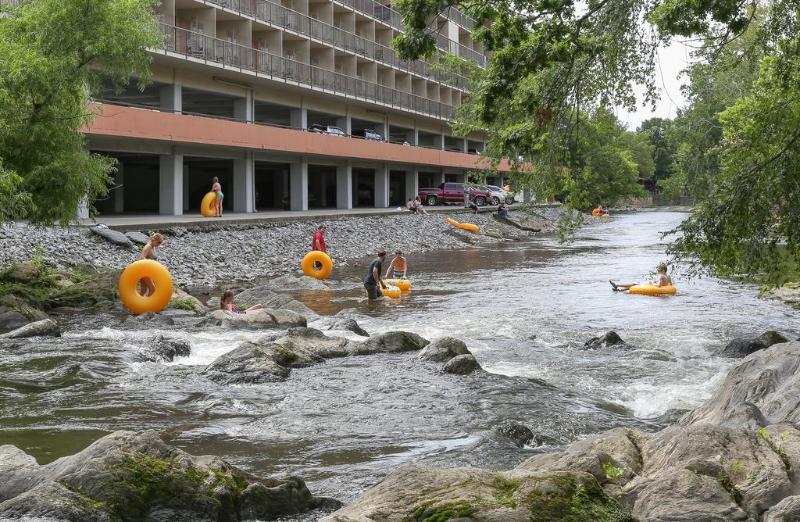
<box><xmin>0</xmin><ymin>0</ymin><xmax>160</xmax><ymax>224</ymax></box>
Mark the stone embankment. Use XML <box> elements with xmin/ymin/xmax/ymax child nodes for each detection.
<box><xmin>0</xmin><ymin>206</ymin><xmax>567</xmax><ymax>290</ymax></box>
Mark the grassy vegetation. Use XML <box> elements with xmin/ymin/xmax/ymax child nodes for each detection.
<box><xmin>523</xmin><ymin>474</ymin><xmax>634</xmax><ymax>522</ymax></box>
<box><xmin>168</xmin><ymin>297</ymin><xmax>197</xmax><ymax>311</ymax></box>
<box><xmin>603</xmin><ymin>463</ymin><xmax>625</xmax><ymax>481</ymax></box>
<box><xmin>405</xmin><ymin>500</ymin><xmax>476</xmax><ymax>522</ymax></box>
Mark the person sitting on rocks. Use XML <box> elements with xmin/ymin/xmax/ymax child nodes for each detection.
<box><xmin>610</xmin><ymin>262</ymin><xmax>673</xmax><ymax>292</ymax></box>
<box><xmin>466</xmin><ymin>199</ymin><xmax>479</xmax><ymax>214</ymax></box>
<box><xmin>364</xmin><ymin>251</ymin><xmax>387</xmax><ymax>300</ymax></box>
<box><xmin>385</xmin><ymin>251</ymin><xmax>407</xmax><ymax>279</ymax></box>
<box><xmin>406</xmin><ymin>198</ymin><xmax>417</xmax><ymax>212</ymax></box>
<box><xmin>220</xmin><ymin>290</ymin><xmax>263</xmax><ymax>314</ymax></box>
<box><xmin>413</xmin><ymin>196</ymin><xmax>428</xmax><ymax>215</ymax></box>
<box><xmin>497</xmin><ymin>203</ymin><xmax>510</xmax><ymax>217</ymax></box>
<box><xmin>140</xmin><ymin>233</ymin><xmax>163</xmax><ymax>297</ymax></box>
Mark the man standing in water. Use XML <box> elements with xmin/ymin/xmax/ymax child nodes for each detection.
<box><xmin>311</xmin><ymin>224</ymin><xmax>327</xmax><ymax>253</ymax></box>
<box><xmin>364</xmin><ymin>251</ymin><xmax>387</xmax><ymax>300</ymax></box>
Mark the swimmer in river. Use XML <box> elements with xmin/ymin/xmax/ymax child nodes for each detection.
<box><xmin>610</xmin><ymin>262</ymin><xmax>672</xmax><ymax>292</ymax></box>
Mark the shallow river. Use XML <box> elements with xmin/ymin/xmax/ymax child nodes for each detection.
<box><xmin>2</xmin><ymin>210</ymin><xmax>798</xmax><ymax>509</ymax></box>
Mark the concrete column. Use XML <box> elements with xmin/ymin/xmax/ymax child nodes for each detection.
<box><xmin>405</xmin><ymin>169</ymin><xmax>418</xmax><ymax>201</ymax></box>
<box><xmin>460</xmin><ymin>138</ymin><xmax>468</xmax><ymax>153</ymax></box>
<box><xmin>113</xmin><ymin>164</ymin><xmax>124</xmax><ymax>214</ymax></box>
<box><xmin>290</xmin><ymin>107</ymin><xmax>307</xmax><ymax>129</ymax></box>
<box><xmin>159</xmin><ymin>154</ymin><xmax>184</xmax><ymax>216</ymax></box>
<box><xmin>234</xmin><ymin>91</ymin><xmax>254</xmax><ymax>123</ymax></box>
<box><xmin>160</xmin><ymin>83</ymin><xmax>182</xmax><ymax>113</ymax></box>
<box><xmin>337</xmin><ymin>162</ymin><xmax>352</xmax><ymax>209</ymax></box>
<box><xmin>234</xmin><ymin>152</ymin><xmax>255</xmax><ymax>213</ymax></box>
<box><xmin>290</xmin><ymin>158</ymin><xmax>308</xmax><ymax>211</ymax></box>
<box><xmin>374</xmin><ymin>164</ymin><xmax>389</xmax><ymax>208</ymax></box>
<box><xmin>336</xmin><ymin>115</ymin><xmax>352</xmax><ymax>135</ymax></box>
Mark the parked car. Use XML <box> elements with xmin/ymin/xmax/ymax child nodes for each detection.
<box><xmin>310</xmin><ymin>124</ymin><xmax>346</xmax><ymax>137</ymax></box>
<box><xmin>484</xmin><ymin>184</ymin><xmax>514</xmax><ymax>204</ymax></box>
<box><xmin>352</xmin><ymin>128</ymin><xmax>383</xmax><ymax>141</ymax></box>
<box><xmin>418</xmin><ymin>182</ymin><xmax>492</xmax><ymax>206</ymax></box>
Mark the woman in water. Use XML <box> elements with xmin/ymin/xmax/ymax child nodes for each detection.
<box><xmin>220</xmin><ymin>290</ymin><xmax>263</xmax><ymax>314</ymax></box>
<box><xmin>140</xmin><ymin>233</ymin><xmax>163</xmax><ymax>296</ymax></box>
<box><xmin>211</xmin><ymin>177</ymin><xmax>224</xmax><ymax>217</ymax></box>
<box><xmin>610</xmin><ymin>263</ymin><xmax>672</xmax><ymax>292</ymax></box>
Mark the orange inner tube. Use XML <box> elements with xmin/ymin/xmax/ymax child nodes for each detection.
<box><xmin>456</xmin><ymin>223</ymin><xmax>480</xmax><ymax>233</ymax></box>
<box><xmin>302</xmin><ymin>251</ymin><xmax>334</xmax><ymax>280</ymax></box>
<box><xmin>201</xmin><ymin>192</ymin><xmax>217</xmax><ymax>217</ymax></box>
<box><xmin>118</xmin><ymin>259</ymin><xmax>174</xmax><ymax>315</ymax></box>
<box><xmin>592</xmin><ymin>208</ymin><xmax>602</xmax><ymax>216</ymax></box>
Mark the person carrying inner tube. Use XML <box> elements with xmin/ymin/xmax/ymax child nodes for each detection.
<box><xmin>211</xmin><ymin>177</ymin><xmax>224</xmax><ymax>217</ymax></box>
<box><xmin>385</xmin><ymin>251</ymin><xmax>407</xmax><ymax>279</ymax></box>
<box><xmin>140</xmin><ymin>232</ymin><xmax>163</xmax><ymax>296</ymax></box>
<box><xmin>610</xmin><ymin>263</ymin><xmax>672</xmax><ymax>292</ymax></box>
<box><xmin>364</xmin><ymin>251</ymin><xmax>387</xmax><ymax>300</ymax></box>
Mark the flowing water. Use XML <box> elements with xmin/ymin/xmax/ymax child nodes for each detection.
<box><xmin>1</xmin><ymin>210</ymin><xmax>798</xmax><ymax>508</ymax></box>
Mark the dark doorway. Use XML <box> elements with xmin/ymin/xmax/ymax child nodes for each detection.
<box><xmin>255</xmin><ymin>162</ymin><xmax>290</xmax><ymax>210</ymax></box>
<box><xmin>184</xmin><ymin>158</ymin><xmax>234</xmax><ymax>213</ymax></box>
<box><xmin>352</xmin><ymin>168</ymin><xmax>375</xmax><ymax>207</ymax></box>
<box><xmin>389</xmin><ymin>170</ymin><xmax>406</xmax><ymax>206</ymax></box>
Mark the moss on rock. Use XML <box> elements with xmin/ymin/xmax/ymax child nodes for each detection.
<box><xmin>523</xmin><ymin>473</ymin><xmax>633</xmax><ymax>522</ymax></box>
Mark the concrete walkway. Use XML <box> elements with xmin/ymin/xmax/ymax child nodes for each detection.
<box><xmin>78</xmin><ymin>204</ymin><xmax>530</xmax><ymax>231</ymax></box>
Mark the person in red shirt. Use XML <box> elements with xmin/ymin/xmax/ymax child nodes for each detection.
<box><xmin>312</xmin><ymin>224</ymin><xmax>327</xmax><ymax>253</ymax></box>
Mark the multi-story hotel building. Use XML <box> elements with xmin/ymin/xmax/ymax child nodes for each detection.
<box><xmin>41</xmin><ymin>0</ymin><xmax>507</xmax><ymax>215</ymax></box>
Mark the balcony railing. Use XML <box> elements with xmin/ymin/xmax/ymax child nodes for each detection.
<box><xmin>199</xmin><ymin>0</ymin><xmax>473</xmax><ymax>88</ymax></box>
<box><xmin>160</xmin><ymin>24</ymin><xmax>454</xmax><ymax>120</ymax></box>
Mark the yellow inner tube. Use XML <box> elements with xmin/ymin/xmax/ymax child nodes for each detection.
<box><xmin>118</xmin><ymin>259</ymin><xmax>174</xmax><ymax>315</ymax></box>
<box><xmin>457</xmin><ymin>223</ymin><xmax>480</xmax><ymax>233</ymax></box>
<box><xmin>446</xmin><ymin>218</ymin><xmax>460</xmax><ymax>226</ymax></box>
<box><xmin>301</xmin><ymin>251</ymin><xmax>334</xmax><ymax>280</ymax></box>
<box><xmin>382</xmin><ymin>285</ymin><xmax>402</xmax><ymax>298</ymax></box>
<box><xmin>628</xmin><ymin>284</ymin><xmax>676</xmax><ymax>296</ymax></box>
<box><xmin>201</xmin><ymin>192</ymin><xmax>217</xmax><ymax>217</ymax></box>
<box><xmin>385</xmin><ymin>278</ymin><xmax>412</xmax><ymax>291</ymax></box>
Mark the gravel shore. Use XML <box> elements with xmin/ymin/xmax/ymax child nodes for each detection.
<box><xmin>0</xmin><ymin>207</ymin><xmax>567</xmax><ymax>289</ymax></box>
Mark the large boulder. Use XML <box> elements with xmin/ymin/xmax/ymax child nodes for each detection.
<box><xmin>764</xmin><ymin>495</ymin><xmax>800</xmax><ymax>522</ymax></box>
<box><xmin>321</xmin><ymin>466</ymin><xmax>631</xmax><ymax>522</ymax></box>
<box><xmin>233</xmin><ymin>286</ymin><xmax>318</xmax><ymax>318</ymax></box>
<box><xmin>125</xmin><ymin>231</ymin><xmax>151</xmax><ymax>245</ymax></box>
<box><xmin>0</xmin><ymin>430</ymin><xmax>336</xmax><ymax>521</ymax></box>
<box><xmin>137</xmin><ymin>335</ymin><xmax>191</xmax><ymax>363</ymax></box>
<box><xmin>419</xmin><ymin>337</ymin><xmax>469</xmax><ymax>362</ymax></box>
<box><xmin>442</xmin><ymin>354</ymin><xmax>481</xmax><ymax>375</ymax></box>
<box><xmin>682</xmin><ymin>341</ymin><xmax>800</xmax><ymax>428</ymax></box>
<box><xmin>262</xmin><ymin>274</ymin><xmax>330</xmax><ymax>291</ymax></box>
<box><xmin>203</xmin><ymin>342</ymin><xmax>291</xmax><ymax>385</ymax></box>
<box><xmin>200</xmin><ymin>309</ymin><xmax>307</xmax><ymax>330</ymax></box>
<box><xmin>583</xmin><ymin>331</ymin><xmax>627</xmax><ymax>350</ymax></box>
<box><xmin>348</xmin><ymin>331</ymin><xmax>429</xmax><ymax>355</ymax></box>
<box><xmin>494</xmin><ymin>421</ymin><xmax>535</xmax><ymax>448</ymax></box>
<box><xmin>1</xmin><ymin>318</ymin><xmax>60</xmax><ymax>339</ymax></box>
<box><xmin>170</xmin><ymin>288</ymin><xmax>208</xmax><ymax>315</ymax></box>
<box><xmin>0</xmin><ymin>308</ymin><xmax>30</xmax><ymax>333</ymax></box>
<box><xmin>717</xmin><ymin>331</ymin><xmax>789</xmax><ymax>358</ymax></box>
<box><xmin>327</xmin><ymin>318</ymin><xmax>369</xmax><ymax>337</ymax></box>
<box><xmin>90</xmin><ymin>225</ymin><xmax>133</xmax><ymax>247</ymax></box>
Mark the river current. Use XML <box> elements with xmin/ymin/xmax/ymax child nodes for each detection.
<box><xmin>1</xmin><ymin>210</ymin><xmax>798</xmax><ymax>507</ymax></box>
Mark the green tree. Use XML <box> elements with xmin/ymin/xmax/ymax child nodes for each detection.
<box><xmin>638</xmin><ymin>118</ymin><xmax>674</xmax><ymax>183</ymax></box>
<box><xmin>0</xmin><ymin>0</ymin><xmax>160</xmax><ymax>224</ymax></box>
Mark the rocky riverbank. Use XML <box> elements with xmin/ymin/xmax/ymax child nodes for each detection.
<box><xmin>0</xmin><ymin>206</ymin><xmax>569</xmax><ymax>291</ymax></box>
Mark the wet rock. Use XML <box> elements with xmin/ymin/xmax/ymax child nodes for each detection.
<box><xmin>494</xmin><ymin>420</ymin><xmax>534</xmax><ymax>447</ymax></box>
<box><xmin>442</xmin><ymin>354</ymin><xmax>481</xmax><ymax>375</ymax></box>
<box><xmin>682</xmin><ymin>341</ymin><xmax>800</xmax><ymax>428</ymax></box>
<box><xmin>718</xmin><ymin>330</ymin><xmax>789</xmax><ymax>358</ymax></box>
<box><xmin>327</xmin><ymin>318</ymin><xmax>369</xmax><ymax>337</ymax></box>
<box><xmin>200</xmin><ymin>309</ymin><xmax>307</xmax><ymax>330</ymax></box>
<box><xmin>349</xmin><ymin>331</ymin><xmax>429</xmax><ymax>355</ymax></box>
<box><xmin>1</xmin><ymin>318</ymin><xmax>60</xmax><ymax>339</ymax></box>
<box><xmin>321</xmin><ymin>466</ymin><xmax>631</xmax><ymax>522</ymax></box>
<box><xmin>583</xmin><ymin>331</ymin><xmax>627</xmax><ymax>350</ymax></box>
<box><xmin>138</xmin><ymin>335</ymin><xmax>191</xmax><ymax>363</ymax></box>
<box><xmin>89</xmin><ymin>225</ymin><xmax>133</xmax><ymax>247</ymax></box>
<box><xmin>418</xmin><ymin>337</ymin><xmax>469</xmax><ymax>362</ymax></box>
<box><xmin>170</xmin><ymin>288</ymin><xmax>208</xmax><ymax>314</ymax></box>
<box><xmin>274</xmin><ymin>327</ymin><xmax>351</xmax><ymax>361</ymax></box>
<box><xmin>204</xmin><ymin>342</ymin><xmax>291</xmax><ymax>384</ymax></box>
<box><xmin>125</xmin><ymin>231</ymin><xmax>150</xmax><ymax>245</ymax></box>
<box><xmin>123</xmin><ymin>312</ymin><xmax>175</xmax><ymax>327</ymax></box>
<box><xmin>0</xmin><ymin>430</ymin><xmax>334</xmax><ymax>520</ymax></box>
<box><xmin>764</xmin><ymin>494</ymin><xmax>800</xmax><ymax>521</ymax></box>
<box><xmin>0</xmin><ymin>309</ymin><xmax>30</xmax><ymax>333</ymax></box>
<box><xmin>265</xmin><ymin>274</ymin><xmax>330</xmax><ymax>291</ymax></box>
<box><xmin>232</xmin><ymin>286</ymin><xmax>317</xmax><ymax>318</ymax></box>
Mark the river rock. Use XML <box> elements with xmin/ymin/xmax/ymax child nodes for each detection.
<box><xmin>442</xmin><ymin>354</ymin><xmax>481</xmax><ymax>375</ymax></box>
<box><xmin>493</xmin><ymin>214</ymin><xmax>542</xmax><ymax>232</ymax></box>
<box><xmin>275</xmin><ymin>328</ymin><xmax>351</xmax><ymax>361</ymax></box>
<box><xmin>265</xmin><ymin>274</ymin><xmax>330</xmax><ymax>291</ymax></box>
<box><xmin>204</xmin><ymin>342</ymin><xmax>291</xmax><ymax>384</ymax></box>
<box><xmin>89</xmin><ymin>225</ymin><xmax>133</xmax><ymax>247</ymax></box>
<box><xmin>0</xmin><ymin>309</ymin><xmax>30</xmax><ymax>333</ymax></box>
<box><xmin>123</xmin><ymin>312</ymin><xmax>176</xmax><ymax>327</ymax></box>
<box><xmin>327</xmin><ymin>318</ymin><xmax>369</xmax><ymax>337</ymax></box>
<box><xmin>170</xmin><ymin>287</ymin><xmax>208</xmax><ymax>314</ymax></box>
<box><xmin>764</xmin><ymin>495</ymin><xmax>800</xmax><ymax>521</ymax></box>
<box><xmin>583</xmin><ymin>331</ymin><xmax>627</xmax><ymax>350</ymax></box>
<box><xmin>419</xmin><ymin>337</ymin><xmax>469</xmax><ymax>362</ymax></box>
<box><xmin>682</xmin><ymin>341</ymin><xmax>800</xmax><ymax>428</ymax></box>
<box><xmin>1</xmin><ymin>318</ymin><xmax>60</xmax><ymax>339</ymax></box>
<box><xmin>232</xmin><ymin>286</ymin><xmax>317</xmax><ymax>318</ymax></box>
<box><xmin>200</xmin><ymin>309</ymin><xmax>307</xmax><ymax>330</ymax></box>
<box><xmin>125</xmin><ymin>231</ymin><xmax>151</xmax><ymax>245</ymax></box>
<box><xmin>718</xmin><ymin>330</ymin><xmax>789</xmax><ymax>358</ymax></box>
<box><xmin>494</xmin><ymin>421</ymin><xmax>534</xmax><ymax>448</ymax></box>
<box><xmin>0</xmin><ymin>430</ymin><xmax>335</xmax><ymax>520</ymax></box>
<box><xmin>321</xmin><ymin>465</ymin><xmax>631</xmax><ymax>522</ymax></box>
<box><xmin>348</xmin><ymin>331</ymin><xmax>429</xmax><ymax>355</ymax></box>
<box><xmin>137</xmin><ymin>335</ymin><xmax>191</xmax><ymax>362</ymax></box>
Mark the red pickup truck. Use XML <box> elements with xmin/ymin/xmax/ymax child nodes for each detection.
<box><xmin>418</xmin><ymin>182</ymin><xmax>491</xmax><ymax>206</ymax></box>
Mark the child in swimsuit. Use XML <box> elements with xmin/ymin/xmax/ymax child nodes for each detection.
<box><xmin>385</xmin><ymin>251</ymin><xmax>407</xmax><ymax>279</ymax></box>
<box><xmin>610</xmin><ymin>263</ymin><xmax>672</xmax><ymax>292</ymax></box>
<box><xmin>140</xmin><ymin>233</ymin><xmax>163</xmax><ymax>296</ymax></box>
<box><xmin>220</xmin><ymin>290</ymin><xmax>262</xmax><ymax>314</ymax></box>
<box><xmin>212</xmin><ymin>177</ymin><xmax>224</xmax><ymax>217</ymax></box>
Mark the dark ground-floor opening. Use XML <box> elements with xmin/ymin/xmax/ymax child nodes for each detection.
<box><xmin>185</xmin><ymin>157</ymin><xmax>233</xmax><ymax>213</ymax></box>
<box><xmin>389</xmin><ymin>170</ymin><xmax>406</xmax><ymax>206</ymax></box>
<box><xmin>418</xmin><ymin>171</ymin><xmax>437</xmax><ymax>189</ymax></box>
<box><xmin>308</xmin><ymin>165</ymin><xmax>338</xmax><ymax>209</ymax></box>
<box><xmin>352</xmin><ymin>168</ymin><xmax>375</xmax><ymax>207</ymax></box>
<box><xmin>255</xmin><ymin>162</ymin><xmax>290</xmax><ymax>210</ymax></box>
<box><xmin>92</xmin><ymin>152</ymin><xmax>159</xmax><ymax>215</ymax></box>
